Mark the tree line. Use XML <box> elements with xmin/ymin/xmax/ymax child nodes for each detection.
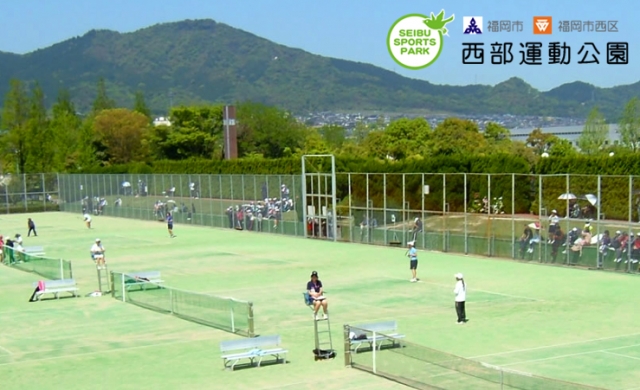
<box><xmin>2</xmin><ymin>77</ymin><xmax>640</xmax><ymax>174</ymax></box>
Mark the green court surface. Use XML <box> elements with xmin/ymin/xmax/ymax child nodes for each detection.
<box><xmin>1</xmin><ymin>212</ymin><xmax>639</xmax><ymax>390</ymax></box>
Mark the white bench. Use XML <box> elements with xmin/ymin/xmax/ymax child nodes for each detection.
<box><xmin>23</xmin><ymin>246</ymin><xmax>45</xmax><ymax>257</ymax></box>
<box><xmin>350</xmin><ymin>320</ymin><xmax>405</xmax><ymax>353</ymax></box>
<box><xmin>32</xmin><ymin>279</ymin><xmax>79</xmax><ymax>301</ymax></box>
<box><xmin>124</xmin><ymin>271</ymin><xmax>164</xmax><ymax>291</ymax></box>
<box><xmin>220</xmin><ymin>335</ymin><xmax>288</xmax><ymax>370</ymax></box>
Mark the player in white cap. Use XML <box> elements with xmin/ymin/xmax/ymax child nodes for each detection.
<box><xmin>406</xmin><ymin>241</ymin><xmax>419</xmax><ymax>282</ymax></box>
<box><xmin>454</xmin><ymin>273</ymin><xmax>468</xmax><ymax>324</ymax></box>
<box><xmin>91</xmin><ymin>238</ymin><xmax>106</xmax><ymax>269</ymax></box>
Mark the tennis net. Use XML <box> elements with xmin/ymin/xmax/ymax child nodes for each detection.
<box><xmin>2</xmin><ymin>247</ymin><xmax>73</xmax><ymax>280</ymax></box>
<box><xmin>344</xmin><ymin>325</ymin><xmax>605</xmax><ymax>390</ymax></box>
<box><xmin>112</xmin><ymin>272</ymin><xmax>254</xmax><ymax>337</ymax></box>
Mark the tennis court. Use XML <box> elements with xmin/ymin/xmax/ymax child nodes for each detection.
<box><xmin>1</xmin><ymin>212</ymin><xmax>639</xmax><ymax>389</ymax></box>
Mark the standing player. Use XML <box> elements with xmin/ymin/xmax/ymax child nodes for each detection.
<box><xmin>83</xmin><ymin>213</ymin><xmax>92</xmax><ymax>229</ymax></box>
<box><xmin>27</xmin><ymin>218</ymin><xmax>37</xmax><ymax>237</ymax></box>
<box><xmin>167</xmin><ymin>212</ymin><xmax>176</xmax><ymax>238</ymax></box>
<box><xmin>91</xmin><ymin>238</ymin><xmax>106</xmax><ymax>269</ymax></box>
<box><xmin>407</xmin><ymin>241</ymin><xmax>419</xmax><ymax>282</ymax></box>
<box><xmin>454</xmin><ymin>273</ymin><xmax>468</xmax><ymax>324</ymax></box>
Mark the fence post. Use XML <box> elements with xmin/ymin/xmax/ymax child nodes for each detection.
<box><xmin>565</xmin><ymin>174</ymin><xmax>570</xmax><ymax>265</ymax></box>
<box><xmin>110</xmin><ymin>272</ymin><xmax>115</xmax><ymax>298</ymax></box>
<box><xmin>23</xmin><ymin>173</ymin><xmax>28</xmax><ymax>212</ymax></box>
<box><xmin>464</xmin><ymin>173</ymin><xmax>468</xmax><ymax>254</ymax></box>
<box><xmin>366</xmin><ymin>173</ymin><xmax>370</xmax><ymax>243</ymax></box>
<box><xmin>500</xmin><ymin>369</ymin><xmax>504</xmax><ymax>389</ymax></box>
<box><xmin>344</xmin><ymin>325</ymin><xmax>352</xmax><ymax>367</ymax></box>
<box><xmin>247</xmin><ymin>302</ymin><xmax>255</xmax><ymax>337</ymax></box>
<box><xmin>348</xmin><ymin>173</ymin><xmax>353</xmax><ymax>243</ymax></box>
<box><xmin>487</xmin><ymin>174</ymin><xmax>491</xmax><ymax>256</ymax></box>
<box><xmin>511</xmin><ymin>174</ymin><xmax>516</xmax><ymax>259</ymax></box>
<box><xmin>629</xmin><ymin>176</ymin><xmax>634</xmax><ymax>273</ymax></box>
<box><xmin>442</xmin><ymin>174</ymin><xmax>446</xmax><ymax>252</ymax></box>
<box><xmin>170</xmin><ymin>288</ymin><xmax>174</xmax><ymax>315</ymax></box>
<box><xmin>402</xmin><ymin>174</ymin><xmax>406</xmax><ymax>243</ymax></box>
<box><xmin>383</xmin><ymin>174</ymin><xmax>387</xmax><ymax>245</ymax></box>
<box><xmin>538</xmin><ymin>174</ymin><xmax>543</xmax><ymax>262</ymax></box>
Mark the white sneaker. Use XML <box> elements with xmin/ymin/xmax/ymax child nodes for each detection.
<box><xmin>410</xmin><ymin>278</ymin><xmax>417</xmax><ymax>282</ymax></box>
<box><xmin>323</xmin><ymin>313</ymin><xmax>328</xmax><ymax>320</ymax></box>
<box><xmin>314</xmin><ymin>314</ymin><xmax>318</xmax><ymax>320</ymax></box>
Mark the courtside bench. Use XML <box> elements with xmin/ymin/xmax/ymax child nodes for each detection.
<box><xmin>220</xmin><ymin>335</ymin><xmax>288</xmax><ymax>370</ymax></box>
<box><xmin>350</xmin><ymin>320</ymin><xmax>405</xmax><ymax>353</ymax></box>
<box><xmin>23</xmin><ymin>246</ymin><xmax>45</xmax><ymax>257</ymax></box>
<box><xmin>32</xmin><ymin>279</ymin><xmax>79</xmax><ymax>301</ymax></box>
<box><xmin>124</xmin><ymin>271</ymin><xmax>164</xmax><ymax>291</ymax></box>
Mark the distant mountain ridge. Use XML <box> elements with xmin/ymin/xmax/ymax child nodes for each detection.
<box><xmin>0</xmin><ymin>19</ymin><xmax>638</xmax><ymax>119</ymax></box>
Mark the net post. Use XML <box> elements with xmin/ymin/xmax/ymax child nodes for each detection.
<box><xmin>372</xmin><ymin>331</ymin><xmax>377</xmax><ymax>374</ymax></box>
<box><xmin>501</xmin><ymin>368</ymin><xmax>504</xmax><ymax>389</ymax></box>
<box><xmin>230</xmin><ymin>299</ymin><xmax>235</xmax><ymax>334</ymax></box>
<box><xmin>110</xmin><ymin>272</ymin><xmax>115</xmax><ymax>298</ymax></box>
<box><xmin>247</xmin><ymin>302</ymin><xmax>255</xmax><ymax>337</ymax></box>
<box><xmin>169</xmin><ymin>288</ymin><xmax>174</xmax><ymax>314</ymax></box>
<box><xmin>121</xmin><ymin>273</ymin><xmax>126</xmax><ymax>302</ymax></box>
<box><xmin>59</xmin><ymin>258</ymin><xmax>64</xmax><ymax>280</ymax></box>
<box><xmin>343</xmin><ymin>324</ymin><xmax>352</xmax><ymax>367</ymax></box>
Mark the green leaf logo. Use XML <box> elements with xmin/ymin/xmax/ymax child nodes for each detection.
<box><xmin>423</xmin><ymin>10</ymin><xmax>455</xmax><ymax>36</ymax></box>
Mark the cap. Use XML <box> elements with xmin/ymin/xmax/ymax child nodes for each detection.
<box><xmin>616</xmin><ymin>230</ymin><xmax>621</xmax><ymax>234</ymax></box>
<box><xmin>407</xmin><ymin>241</ymin><xmax>414</xmax><ymax>246</ymax></box>
<box><xmin>455</xmin><ymin>273</ymin><xmax>464</xmax><ymax>279</ymax></box>
<box><xmin>572</xmin><ymin>227</ymin><xmax>578</xmax><ymax>231</ymax></box>
<box><xmin>311</xmin><ymin>271</ymin><xmax>318</xmax><ymax>277</ymax></box>
<box><xmin>95</xmin><ymin>238</ymin><xmax>101</xmax><ymax>242</ymax></box>
<box><xmin>551</xmin><ymin>209</ymin><xmax>557</xmax><ymax>214</ymax></box>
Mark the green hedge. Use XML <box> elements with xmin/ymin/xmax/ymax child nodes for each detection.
<box><xmin>69</xmin><ymin>154</ymin><xmax>640</xmax><ymax>220</ymax></box>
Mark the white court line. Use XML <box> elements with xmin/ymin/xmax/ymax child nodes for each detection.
<box><xmin>0</xmin><ymin>345</ymin><xmax>12</xmax><ymax>355</ymax></box>
<box><xmin>386</xmin><ymin>276</ymin><xmax>542</xmax><ymax>302</ymax></box>
<box><xmin>498</xmin><ymin>342</ymin><xmax>640</xmax><ymax>367</ymax></box>
<box><xmin>0</xmin><ymin>338</ymin><xmax>205</xmax><ymax>367</ymax></box>
<box><xmin>601</xmin><ymin>350</ymin><xmax>640</xmax><ymax>362</ymax></box>
<box><xmin>469</xmin><ymin>332</ymin><xmax>640</xmax><ymax>359</ymax></box>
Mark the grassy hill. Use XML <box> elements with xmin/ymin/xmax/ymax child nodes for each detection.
<box><xmin>0</xmin><ymin>19</ymin><xmax>638</xmax><ymax>118</ymax></box>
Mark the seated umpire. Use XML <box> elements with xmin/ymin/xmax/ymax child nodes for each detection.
<box><xmin>307</xmin><ymin>271</ymin><xmax>328</xmax><ymax>320</ymax></box>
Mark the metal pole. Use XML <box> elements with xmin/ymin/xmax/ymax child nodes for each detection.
<box><xmin>372</xmin><ymin>331</ymin><xmax>377</xmax><ymax>374</ymax></box>
<box><xmin>538</xmin><ymin>174</ymin><xmax>543</xmax><ymax>262</ymax></box>
<box><xmin>366</xmin><ymin>173</ymin><xmax>370</xmax><ymax>243</ymax></box>
<box><xmin>464</xmin><ymin>174</ymin><xmax>468</xmax><ymax>254</ymax></box>
<box><xmin>629</xmin><ymin>176</ymin><xmax>634</xmax><ymax>273</ymax></box>
<box><xmin>421</xmin><ymin>174</ymin><xmax>425</xmax><ymax>248</ymax></box>
<box><xmin>348</xmin><ymin>173</ymin><xmax>353</xmax><ymax>243</ymax></box>
<box><xmin>301</xmin><ymin>156</ymin><xmax>308</xmax><ymax>238</ymax></box>
<box><xmin>402</xmin><ymin>174</ymin><xmax>406</xmax><ymax>243</ymax></box>
<box><xmin>442</xmin><ymin>174</ymin><xmax>446</xmax><ymax>252</ymax></box>
<box><xmin>230</xmin><ymin>300</ymin><xmax>235</xmax><ymax>333</ymax></box>
<box><xmin>41</xmin><ymin>173</ymin><xmax>46</xmax><ymax>211</ymax></box>
<box><xmin>596</xmin><ymin>175</ymin><xmax>601</xmax><ymax>269</ymax></box>
<box><xmin>512</xmin><ymin>174</ymin><xmax>516</xmax><ymax>259</ymax></box>
<box><xmin>344</xmin><ymin>325</ymin><xmax>352</xmax><ymax>367</ymax></box>
<box><xmin>384</xmin><ymin>174</ymin><xmax>388</xmax><ymax>245</ymax></box>
<box><xmin>487</xmin><ymin>174</ymin><xmax>491</xmax><ymax>256</ymax></box>
<box><xmin>331</xmin><ymin>156</ymin><xmax>337</xmax><ymax>242</ymax></box>
<box><xmin>566</xmin><ymin>174</ymin><xmax>570</xmax><ymax>264</ymax></box>
<box><xmin>121</xmin><ymin>273</ymin><xmax>126</xmax><ymax>302</ymax></box>
<box><xmin>23</xmin><ymin>173</ymin><xmax>28</xmax><ymax>211</ymax></box>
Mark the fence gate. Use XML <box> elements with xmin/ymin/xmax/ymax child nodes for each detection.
<box><xmin>301</xmin><ymin>155</ymin><xmax>338</xmax><ymax>241</ymax></box>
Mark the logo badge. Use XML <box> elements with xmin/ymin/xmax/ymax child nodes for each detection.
<box><xmin>387</xmin><ymin>10</ymin><xmax>455</xmax><ymax>70</ymax></box>
<box><xmin>533</xmin><ymin>16</ymin><xmax>552</xmax><ymax>34</ymax></box>
<box><xmin>463</xmin><ymin>17</ymin><xmax>483</xmax><ymax>34</ymax></box>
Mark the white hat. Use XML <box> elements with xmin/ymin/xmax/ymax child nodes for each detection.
<box><xmin>552</xmin><ymin>209</ymin><xmax>557</xmax><ymax>214</ymax></box>
<box><xmin>616</xmin><ymin>230</ymin><xmax>621</xmax><ymax>234</ymax></box>
<box><xmin>455</xmin><ymin>273</ymin><xmax>464</xmax><ymax>279</ymax></box>
<box><xmin>407</xmin><ymin>241</ymin><xmax>414</xmax><ymax>246</ymax></box>
<box><xmin>95</xmin><ymin>238</ymin><xmax>101</xmax><ymax>242</ymax></box>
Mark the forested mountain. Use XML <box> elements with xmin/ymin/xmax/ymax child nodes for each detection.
<box><xmin>0</xmin><ymin>19</ymin><xmax>638</xmax><ymax>119</ymax></box>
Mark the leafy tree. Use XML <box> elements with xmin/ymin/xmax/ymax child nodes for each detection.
<box><xmin>0</xmin><ymin>79</ymin><xmax>30</xmax><ymax>173</ymax></box>
<box><xmin>236</xmin><ymin>101</ymin><xmax>304</xmax><ymax>158</ymax></box>
<box><xmin>150</xmin><ymin>105</ymin><xmax>224</xmax><ymax>160</ymax></box>
<box><xmin>484</xmin><ymin>122</ymin><xmax>510</xmax><ymax>143</ymax></box>
<box><xmin>547</xmin><ymin>138</ymin><xmax>576</xmax><ymax>157</ymax></box>
<box><xmin>25</xmin><ymin>82</ymin><xmax>54</xmax><ymax>173</ymax></box>
<box><xmin>429</xmin><ymin>118</ymin><xmax>487</xmax><ymax>156</ymax></box>
<box><xmin>298</xmin><ymin>129</ymin><xmax>331</xmax><ymax>155</ymax></box>
<box><xmin>133</xmin><ymin>91</ymin><xmax>151</xmax><ymax>120</ymax></box>
<box><xmin>618</xmin><ymin>97</ymin><xmax>640</xmax><ymax>152</ymax></box>
<box><xmin>92</xmin><ymin>77</ymin><xmax>115</xmax><ymax>113</ymax></box>
<box><xmin>318</xmin><ymin>124</ymin><xmax>346</xmax><ymax>150</ymax></box>
<box><xmin>578</xmin><ymin>107</ymin><xmax>608</xmax><ymax>154</ymax></box>
<box><xmin>51</xmin><ymin>88</ymin><xmax>82</xmax><ymax>170</ymax></box>
<box><xmin>526</xmin><ymin>128</ymin><xmax>554</xmax><ymax>154</ymax></box>
<box><xmin>93</xmin><ymin>108</ymin><xmax>151</xmax><ymax>164</ymax></box>
<box><xmin>380</xmin><ymin>117</ymin><xmax>431</xmax><ymax>159</ymax></box>
<box><xmin>352</xmin><ymin>121</ymin><xmax>370</xmax><ymax>144</ymax></box>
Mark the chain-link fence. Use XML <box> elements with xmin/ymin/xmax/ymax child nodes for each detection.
<box><xmin>57</xmin><ymin>173</ymin><xmax>640</xmax><ymax>274</ymax></box>
<box><xmin>0</xmin><ymin>173</ymin><xmax>60</xmax><ymax>213</ymax></box>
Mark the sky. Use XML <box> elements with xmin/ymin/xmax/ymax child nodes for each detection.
<box><xmin>0</xmin><ymin>0</ymin><xmax>636</xmax><ymax>91</ymax></box>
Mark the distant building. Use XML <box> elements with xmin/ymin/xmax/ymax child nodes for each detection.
<box><xmin>509</xmin><ymin>124</ymin><xmax>621</xmax><ymax>147</ymax></box>
<box><xmin>153</xmin><ymin>117</ymin><xmax>171</xmax><ymax>126</ymax></box>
